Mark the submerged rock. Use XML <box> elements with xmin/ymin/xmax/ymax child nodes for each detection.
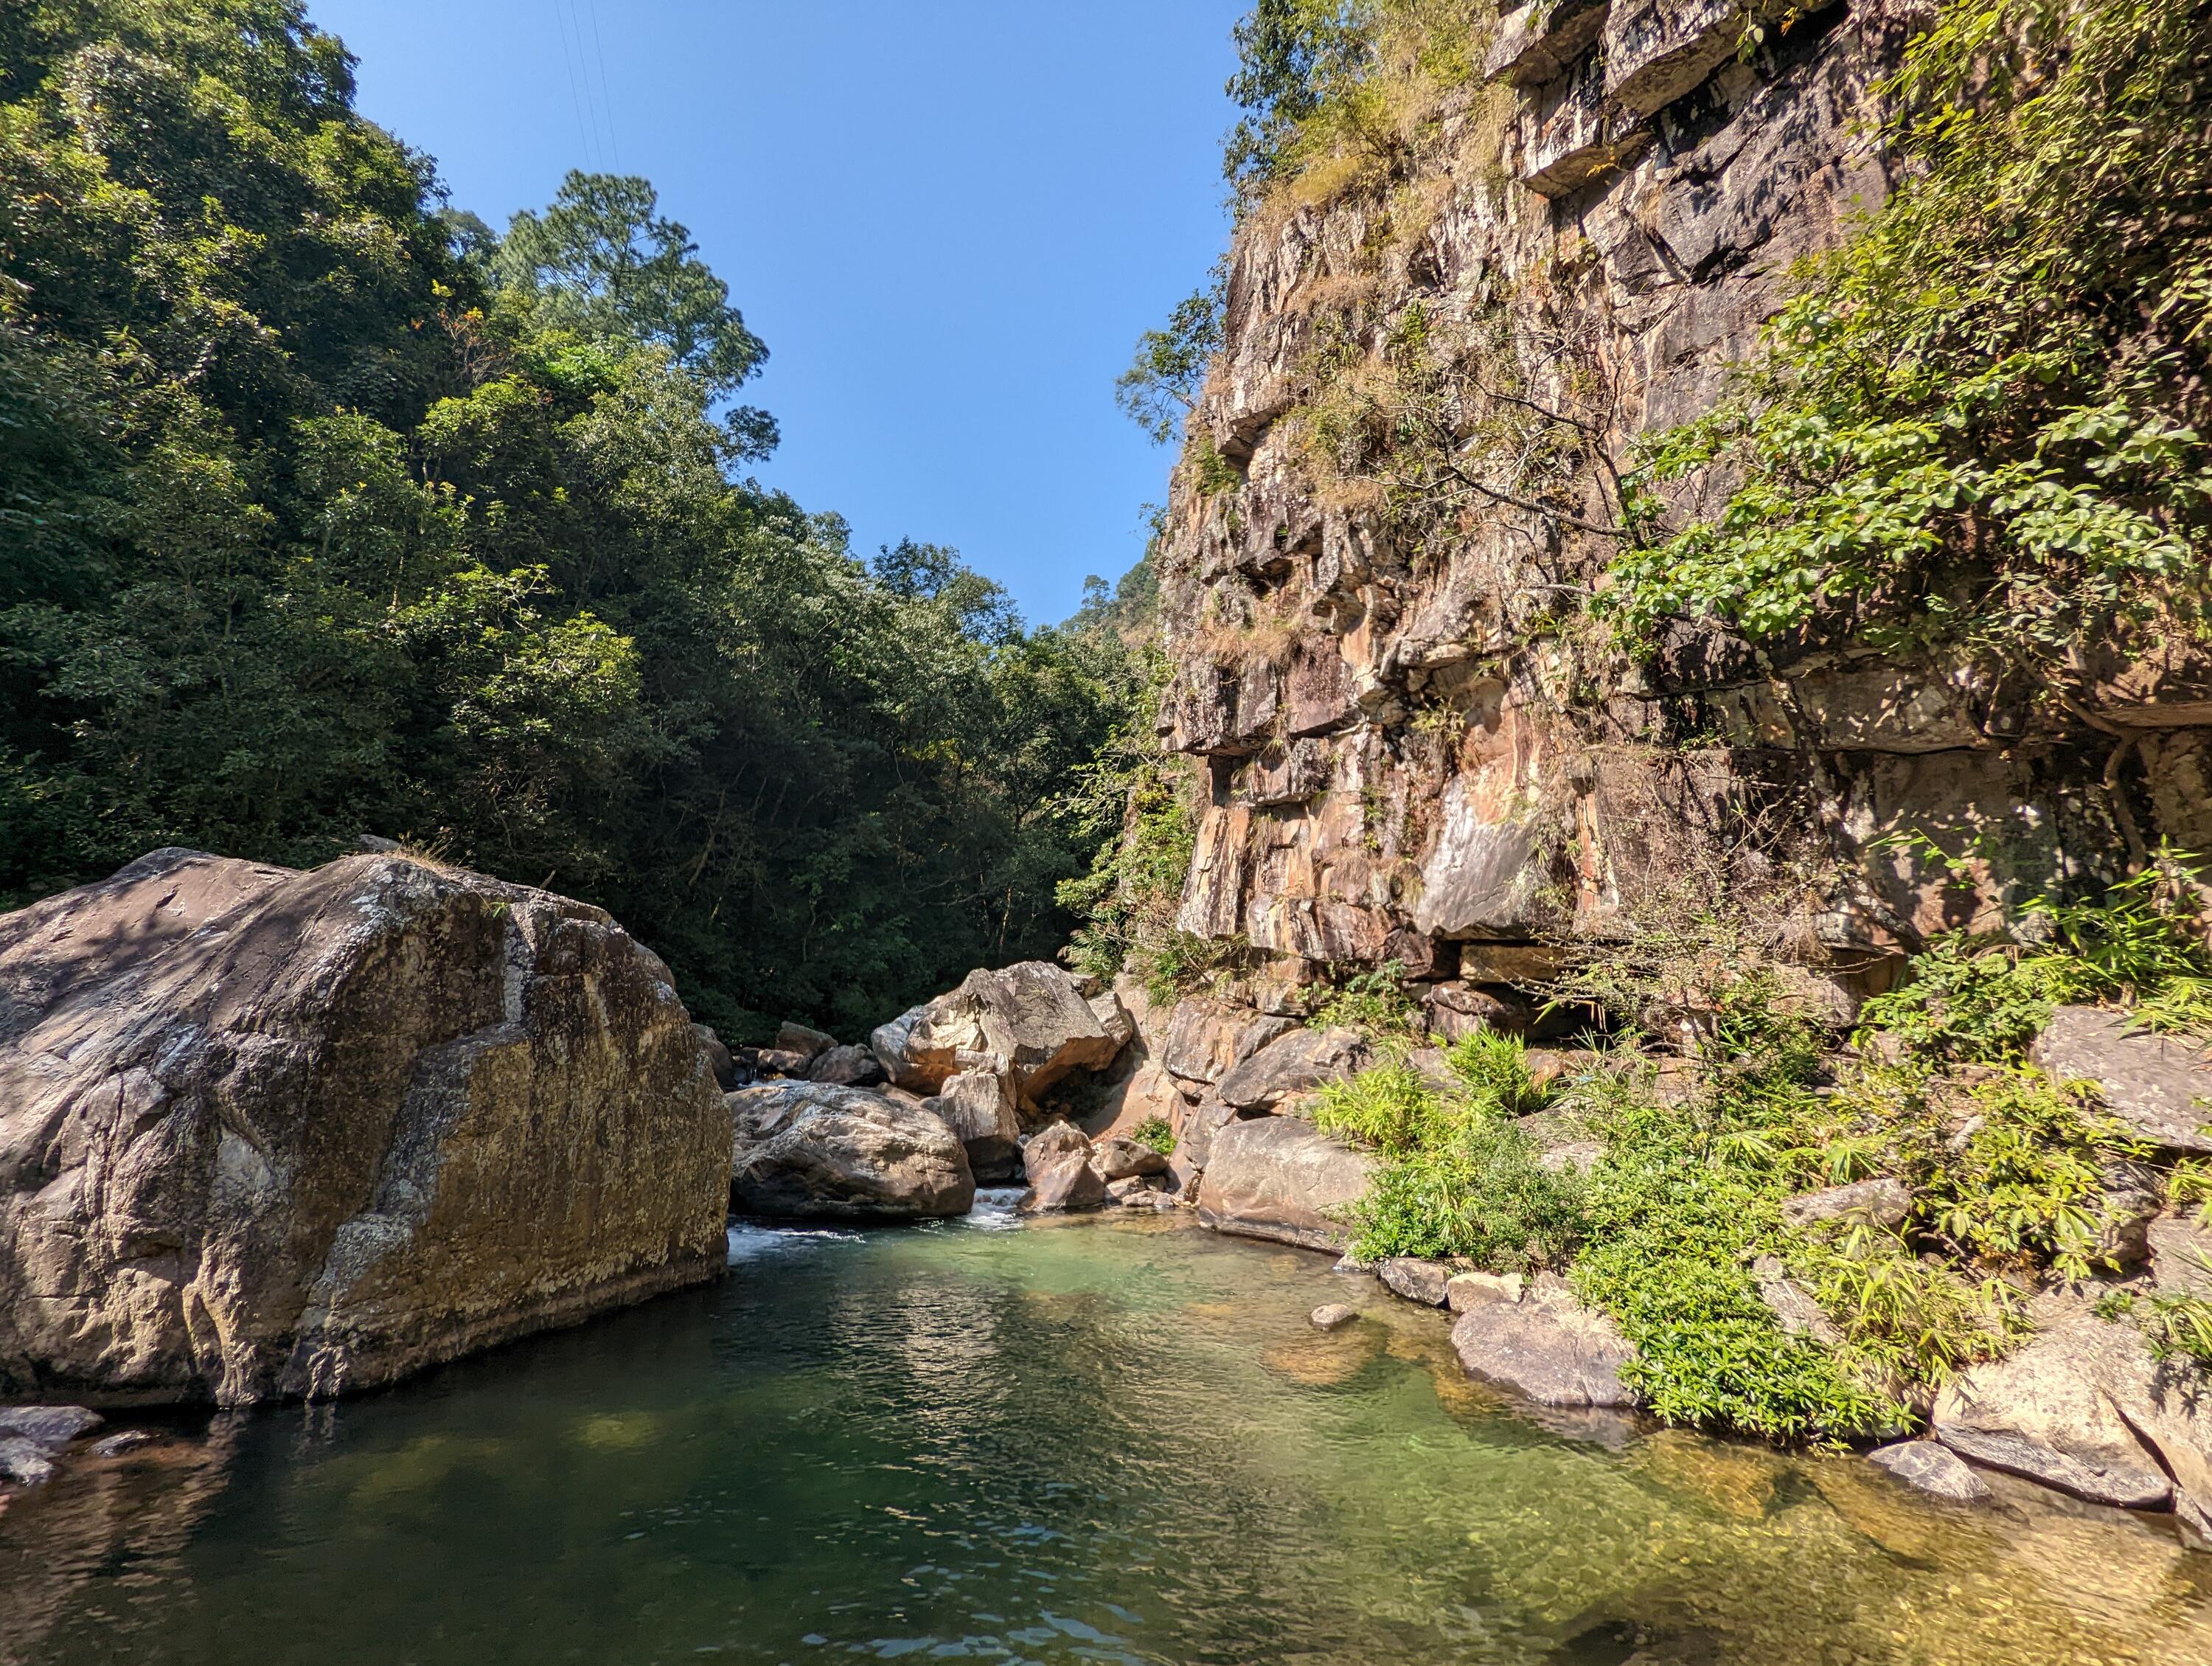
<box><xmin>0</xmin><ymin>1405</ymin><xmax>102</xmax><ymax>1489</ymax></box>
<box><xmin>1868</xmin><ymin>1440</ymin><xmax>1992</xmax><ymax>1503</ymax></box>
<box><xmin>0</xmin><ymin>849</ymin><xmax>729</xmax><ymax>1406</ymax></box>
<box><xmin>1195</xmin><ymin>1117</ymin><xmax>1374</xmax><ymax>1252</ymax></box>
<box><xmin>1310</xmin><ymin>1303</ymin><xmax>1358</xmax><ymax>1331</ymax></box>
<box><xmin>1450</xmin><ymin>1272</ymin><xmax>1638</xmax><ymax>1409</ymax></box>
<box><xmin>729</xmin><ymin>1082</ymin><xmax>975</xmax><ymax>1221</ymax></box>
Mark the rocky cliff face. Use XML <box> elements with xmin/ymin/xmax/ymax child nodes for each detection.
<box><xmin>1154</xmin><ymin>0</ymin><xmax>2211</xmax><ymax>1010</ymax></box>
<box><xmin>0</xmin><ymin>850</ymin><xmax>730</xmax><ymax>1406</ymax></box>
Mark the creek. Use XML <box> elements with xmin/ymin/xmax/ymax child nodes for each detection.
<box><xmin>5</xmin><ymin>1200</ymin><xmax>2211</xmax><ymax>1665</ymax></box>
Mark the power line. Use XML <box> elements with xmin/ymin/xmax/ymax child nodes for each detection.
<box><xmin>584</xmin><ymin>0</ymin><xmax>621</xmax><ymax>167</ymax></box>
<box><xmin>549</xmin><ymin>0</ymin><xmax>596</xmax><ymax>167</ymax></box>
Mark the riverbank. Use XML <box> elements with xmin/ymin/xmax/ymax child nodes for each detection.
<box><xmin>6</xmin><ymin>1209</ymin><xmax>2211</xmax><ymax>1666</ymax></box>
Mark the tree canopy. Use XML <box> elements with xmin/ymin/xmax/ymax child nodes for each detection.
<box><xmin>0</xmin><ymin>0</ymin><xmax>1139</xmax><ymax>1039</ymax></box>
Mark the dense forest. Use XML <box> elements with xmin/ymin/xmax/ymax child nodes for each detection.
<box><xmin>0</xmin><ymin>0</ymin><xmax>1154</xmax><ymax>1039</ymax></box>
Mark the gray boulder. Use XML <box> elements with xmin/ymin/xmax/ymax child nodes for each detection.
<box><xmin>1195</xmin><ymin>1117</ymin><xmax>1374</xmax><ymax>1252</ymax></box>
<box><xmin>773</xmin><ymin>1021</ymin><xmax>836</xmax><ymax>1062</ymax></box>
<box><xmin>2150</xmin><ymin>1211</ymin><xmax>2212</xmax><ymax>1299</ymax></box>
<box><xmin>1093</xmin><ymin>1137</ymin><xmax>1170</xmax><ymax>1182</ymax></box>
<box><xmin>1161</xmin><ymin>999</ymin><xmax>1296</xmax><ymax>1086</ymax></box>
<box><xmin>1780</xmin><ymin>1177</ymin><xmax>1912</xmax><ymax>1232</ymax></box>
<box><xmin>1379</xmin><ymin>1258</ymin><xmax>1454</xmax><ymax>1307</ymax></box>
<box><xmin>1217</xmin><ymin>1026</ymin><xmax>1368</xmax><ymax>1111</ymax></box>
<box><xmin>0</xmin><ymin>850</ymin><xmax>729</xmax><ymax>1407</ymax></box>
<box><xmin>1450</xmin><ymin>1271</ymin><xmax>1638</xmax><ymax>1408</ymax></box>
<box><xmin>2032</xmin><ymin>1006</ymin><xmax>2212</xmax><ymax>1155</ymax></box>
<box><xmin>872</xmin><ymin>963</ymin><xmax>1126</xmax><ymax>1099</ymax></box>
<box><xmin>919</xmin><ymin>1068</ymin><xmax>1023</xmax><ymax>1182</ymax></box>
<box><xmin>693</xmin><ymin>1024</ymin><xmax>739</xmax><ymax>1089</ymax></box>
<box><xmin>1932</xmin><ymin>1300</ymin><xmax>2211</xmax><ymax>1521</ymax></box>
<box><xmin>810</xmin><ymin>1044</ymin><xmax>888</xmax><ymax>1089</ymax></box>
<box><xmin>729</xmin><ymin>1083</ymin><xmax>975</xmax><ymax>1221</ymax></box>
<box><xmin>0</xmin><ymin>1406</ymin><xmax>102</xmax><ymax>1490</ymax></box>
<box><xmin>1019</xmin><ymin>1122</ymin><xmax>1106</xmax><ymax>1214</ymax></box>
<box><xmin>1868</xmin><ymin>1440</ymin><xmax>1992</xmax><ymax>1502</ymax></box>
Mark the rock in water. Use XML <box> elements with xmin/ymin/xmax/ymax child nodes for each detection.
<box><xmin>1379</xmin><ymin>1258</ymin><xmax>1453</xmax><ymax>1307</ymax></box>
<box><xmin>1195</xmin><ymin>1117</ymin><xmax>1373</xmax><ymax>1252</ymax></box>
<box><xmin>1310</xmin><ymin>1304</ymin><xmax>1358</xmax><ymax>1331</ymax></box>
<box><xmin>1449</xmin><ymin>1272</ymin><xmax>1638</xmax><ymax>1409</ymax></box>
<box><xmin>0</xmin><ymin>850</ymin><xmax>729</xmax><ymax>1406</ymax></box>
<box><xmin>1018</xmin><ymin>1122</ymin><xmax>1107</xmax><ymax>1214</ymax></box>
<box><xmin>728</xmin><ymin>1083</ymin><xmax>975</xmax><ymax>1221</ymax></box>
<box><xmin>919</xmin><ymin>1069</ymin><xmax>1023</xmax><ymax>1182</ymax></box>
<box><xmin>1867</xmin><ymin>1440</ymin><xmax>1992</xmax><ymax>1503</ymax></box>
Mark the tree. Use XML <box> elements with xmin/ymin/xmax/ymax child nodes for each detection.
<box><xmin>1116</xmin><ymin>281</ymin><xmax>1224</xmax><ymax>445</ymax></box>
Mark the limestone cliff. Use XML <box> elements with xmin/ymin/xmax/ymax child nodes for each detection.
<box><xmin>1152</xmin><ymin>0</ymin><xmax>2211</xmax><ymax>1012</ymax></box>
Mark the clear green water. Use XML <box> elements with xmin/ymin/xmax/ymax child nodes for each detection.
<box><xmin>7</xmin><ymin>1204</ymin><xmax>2212</xmax><ymax>1666</ymax></box>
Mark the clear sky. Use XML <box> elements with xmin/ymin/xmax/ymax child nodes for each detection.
<box><xmin>302</xmin><ymin>0</ymin><xmax>1247</xmax><ymax>626</ymax></box>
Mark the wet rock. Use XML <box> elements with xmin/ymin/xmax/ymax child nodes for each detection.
<box><xmin>0</xmin><ymin>849</ymin><xmax>728</xmax><ymax>1406</ymax></box>
<box><xmin>1310</xmin><ymin>1303</ymin><xmax>1359</xmax><ymax>1331</ymax></box>
<box><xmin>729</xmin><ymin>1083</ymin><xmax>975</xmax><ymax>1221</ymax></box>
<box><xmin>0</xmin><ymin>1407</ymin><xmax>102</xmax><ymax>1446</ymax></box>
<box><xmin>1450</xmin><ymin>1272</ymin><xmax>1638</xmax><ymax>1409</ymax></box>
<box><xmin>1447</xmin><ymin>1271</ymin><xmax>1526</xmax><ymax>1312</ymax></box>
<box><xmin>810</xmin><ymin>1044</ymin><xmax>889</xmax><ymax>1089</ymax></box>
<box><xmin>2032</xmin><ymin>1006</ymin><xmax>2212</xmax><ymax>1155</ymax></box>
<box><xmin>1196</xmin><ymin>1117</ymin><xmax>1375</xmax><ymax>1252</ymax></box>
<box><xmin>0</xmin><ymin>1437</ymin><xmax>55</xmax><ymax>1486</ymax></box>
<box><xmin>1093</xmin><ymin>1137</ymin><xmax>1170</xmax><ymax>1183</ymax></box>
<box><xmin>919</xmin><ymin>1068</ymin><xmax>1023</xmax><ymax>1182</ymax></box>
<box><xmin>873</xmin><ymin>962</ymin><xmax>1126</xmax><ymax>1098</ymax></box>
<box><xmin>1780</xmin><ymin>1177</ymin><xmax>1912</xmax><ymax>1232</ymax></box>
<box><xmin>1868</xmin><ymin>1440</ymin><xmax>1992</xmax><ymax>1502</ymax></box>
<box><xmin>90</xmin><ymin>1429</ymin><xmax>156</xmax><ymax>1457</ymax></box>
<box><xmin>1217</xmin><ymin>1026</ymin><xmax>1369</xmax><ymax>1112</ymax></box>
<box><xmin>1019</xmin><ymin>1122</ymin><xmax>1107</xmax><ymax>1214</ymax></box>
<box><xmin>1379</xmin><ymin>1258</ymin><xmax>1454</xmax><ymax>1307</ymax></box>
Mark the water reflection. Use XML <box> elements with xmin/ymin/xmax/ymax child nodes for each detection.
<box><xmin>1</xmin><ymin>1211</ymin><xmax>2209</xmax><ymax>1665</ymax></box>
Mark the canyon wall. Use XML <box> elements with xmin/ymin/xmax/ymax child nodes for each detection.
<box><xmin>1152</xmin><ymin>0</ymin><xmax>2212</xmax><ymax>1020</ymax></box>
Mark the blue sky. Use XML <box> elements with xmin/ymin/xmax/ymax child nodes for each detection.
<box><xmin>304</xmin><ymin>0</ymin><xmax>1248</xmax><ymax>625</ymax></box>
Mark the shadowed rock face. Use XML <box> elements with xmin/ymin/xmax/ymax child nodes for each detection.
<box><xmin>0</xmin><ymin>850</ymin><xmax>730</xmax><ymax>1407</ymax></box>
<box><xmin>728</xmin><ymin>1083</ymin><xmax>975</xmax><ymax>1221</ymax></box>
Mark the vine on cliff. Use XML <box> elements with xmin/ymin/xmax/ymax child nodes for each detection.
<box><xmin>1607</xmin><ymin>0</ymin><xmax>2212</xmax><ymax>712</ymax></box>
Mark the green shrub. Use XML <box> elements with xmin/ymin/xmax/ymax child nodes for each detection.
<box><xmin>1131</xmin><ymin>1116</ymin><xmax>1178</xmax><ymax>1157</ymax></box>
<box><xmin>1317</xmin><ymin>1049</ymin><xmax>1587</xmax><ymax>1268</ymax></box>
<box><xmin>1311</xmin><ymin>960</ymin><xmax>1421</xmax><ymax>1038</ymax></box>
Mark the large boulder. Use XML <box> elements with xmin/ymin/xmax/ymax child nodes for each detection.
<box><xmin>1933</xmin><ymin>1299</ymin><xmax>2212</xmax><ymax>1530</ymax></box>
<box><xmin>919</xmin><ymin>1069</ymin><xmax>1023</xmax><ymax>1182</ymax></box>
<box><xmin>2032</xmin><ymin>1006</ymin><xmax>2212</xmax><ymax>1156</ymax></box>
<box><xmin>1161</xmin><ymin>999</ymin><xmax>1296</xmax><ymax>1086</ymax></box>
<box><xmin>809</xmin><ymin>1043</ymin><xmax>888</xmax><ymax>1089</ymax></box>
<box><xmin>1216</xmin><ymin>1026</ymin><xmax>1368</xmax><ymax>1112</ymax></box>
<box><xmin>1450</xmin><ymin>1272</ymin><xmax>1638</xmax><ymax>1409</ymax></box>
<box><xmin>1019</xmin><ymin>1122</ymin><xmax>1106</xmax><ymax>1214</ymax></box>
<box><xmin>1195</xmin><ymin>1116</ymin><xmax>1374</xmax><ymax>1252</ymax></box>
<box><xmin>872</xmin><ymin>963</ymin><xmax>1126</xmax><ymax>1099</ymax></box>
<box><xmin>0</xmin><ymin>850</ymin><xmax>729</xmax><ymax>1406</ymax></box>
<box><xmin>729</xmin><ymin>1083</ymin><xmax>975</xmax><ymax>1221</ymax></box>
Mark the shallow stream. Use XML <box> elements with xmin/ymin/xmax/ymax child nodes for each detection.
<box><xmin>6</xmin><ymin>1201</ymin><xmax>2212</xmax><ymax>1665</ymax></box>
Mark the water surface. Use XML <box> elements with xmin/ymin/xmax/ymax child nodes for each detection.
<box><xmin>6</xmin><ymin>1201</ymin><xmax>2212</xmax><ymax>1665</ymax></box>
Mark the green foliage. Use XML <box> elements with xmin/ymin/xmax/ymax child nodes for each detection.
<box><xmin>1607</xmin><ymin>0</ymin><xmax>2212</xmax><ymax>699</ymax></box>
<box><xmin>1860</xmin><ymin>861</ymin><xmax>2212</xmax><ymax>1063</ymax></box>
<box><xmin>1318</xmin><ymin>1037</ymin><xmax>1589</xmax><ymax>1268</ymax></box>
<box><xmin>1131</xmin><ymin>1116</ymin><xmax>1178</xmax><ymax>1158</ymax></box>
<box><xmin>1116</xmin><ymin>280</ymin><xmax>1224</xmax><ymax>445</ymax></box>
<box><xmin>0</xmin><ymin>0</ymin><xmax>1139</xmax><ymax>1040</ymax></box>
<box><xmin>1059</xmin><ymin>651</ymin><xmax>1208</xmax><ymax>993</ymax></box>
<box><xmin>1311</xmin><ymin>959</ymin><xmax>1420</xmax><ymax>1038</ymax></box>
<box><xmin>1222</xmin><ymin>0</ymin><xmax>1374</xmax><ymax>185</ymax></box>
